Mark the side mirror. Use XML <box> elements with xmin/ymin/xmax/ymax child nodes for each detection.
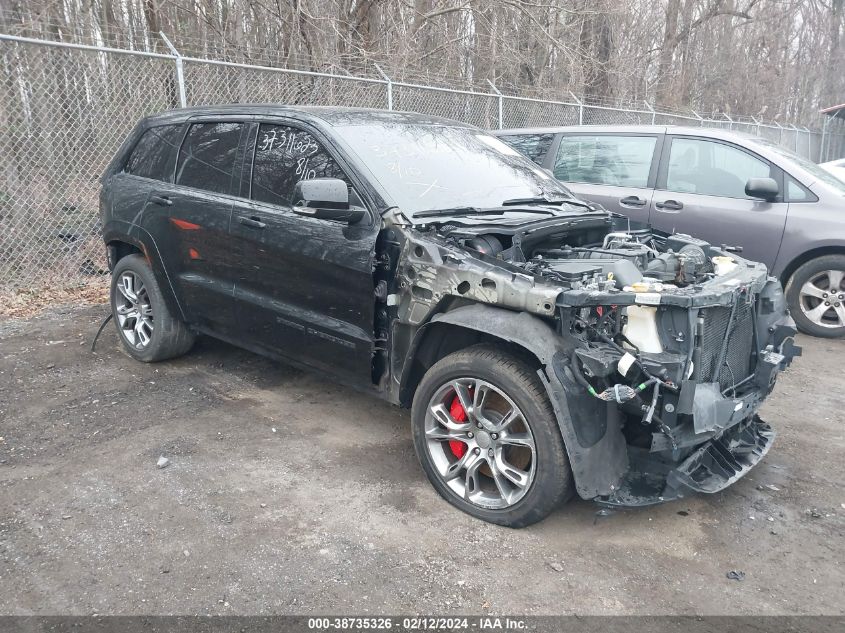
<box><xmin>292</xmin><ymin>178</ymin><xmax>365</xmax><ymax>224</ymax></box>
<box><xmin>745</xmin><ymin>177</ymin><xmax>779</xmax><ymax>202</ymax></box>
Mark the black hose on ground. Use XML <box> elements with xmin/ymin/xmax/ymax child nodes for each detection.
<box><xmin>91</xmin><ymin>312</ymin><xmax>113</xmax><ymax>352</ymax></box>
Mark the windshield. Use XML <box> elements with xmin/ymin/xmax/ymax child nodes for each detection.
<box><xmin>333</xmin><ymin>123</ymin><xmax>575</xmax><ymax>215</ymax></box>
<box><xmin>753</xmin><ymin>137</ymin><xmax>845</xmax><ymax>195</ymax></box>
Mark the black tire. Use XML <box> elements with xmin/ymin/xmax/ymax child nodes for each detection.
<box><xmin>785</xmin><ymin>254</ymin><xmax>845</xmax><ymax>338</ymax></box>
<box><xmin>110</xmin><ymin>254</ymin><xmax>195</xmax><ymax>362</ymax></box>
<box><xmin>411</xmin><ymin>344</ymin><xmax>574</xmax><ymax>527</ymax></box>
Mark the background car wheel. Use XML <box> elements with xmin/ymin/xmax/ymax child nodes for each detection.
<box><xmin>110</xmin><ymin>254</ymin><xmax>195</xmax><ymax>362</ymax></box>
<box><xmin>411</xmin><ymin>344</ymin><xmax>574</xmax><ymax>527</ymax></box>
<box><xmin>785</xmin><ymin>254</ymin><xmax>845</xmax><ymax>338</ymax></box>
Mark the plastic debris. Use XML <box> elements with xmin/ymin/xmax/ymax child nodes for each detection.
<box><xmin>157</xmin><ymin>455</ymin><xmax>170</xmax><ymax>469</ymax></box>
<box><xmin>726</xmin><ymin>570</ymin><xmax>745</xmax><ymax>581</ymax></box>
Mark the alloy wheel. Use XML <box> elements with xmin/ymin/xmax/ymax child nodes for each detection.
<box><xmin>798</xmin><ymin>269</ymin><xmax>845</xmax><ymax>329</ymax></box>
<box><xmin>424</xmin><ymin>378</ymin><xmax>537</xmax><ymax>509</ymax></box>
<box><xmin>115</xmin><ymin>271</ymin><xmax>154</xmax><ymax>349</ymax></box>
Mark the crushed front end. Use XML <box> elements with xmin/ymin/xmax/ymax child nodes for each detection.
<box><xmin>383</xmin><ymin>208</ymin><xmax>800</xmax><ymax>506</ymax></box>
<box><xmin>541</xmin><ymin>231</ymin><xmax>800</xmax><ymax>505</ymax></box>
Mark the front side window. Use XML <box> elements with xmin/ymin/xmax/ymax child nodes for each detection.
<box><xmin>250</xmin><ymin>124</ymin><xmax>348</xmax><ymax>207</ymax></box>
<box><xmin>553</xmin><ymin>135</ymin><xmax>657</xmax><ymax>187</ymax></box>
<box><xmin>665</xmin><ymin>137</ymin><xmax>771</xmax><ymax>198</ymax></box>
<box><xmin>499</xmin><ymin>133</ymin><xmax>555</xmax><ymax>165</ymax></box>
<box><xmin>175</xmin><ymin>122</ymin><xmax>244</xmax><ymax>195</ymax></box>
<box><xmin>752</xmin><ymin>136</ymin><xmax>845</xmax><ymax>196</ymax></box>
<box><xmin>124</xmin><ymin>124</ymin><xmax>183</xmax><ymax>181</ymax></box>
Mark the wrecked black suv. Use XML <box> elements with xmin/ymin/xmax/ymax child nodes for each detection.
<box><xmin>100</xmin><ymin>106</ymin><xmax>799</xmax><ymax>527</ymax></box>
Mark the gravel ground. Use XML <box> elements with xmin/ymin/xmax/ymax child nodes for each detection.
<box><xmin>0</xmin><ymin>303</ymin><xmax>843</xmax><ymax>616</ymax></box>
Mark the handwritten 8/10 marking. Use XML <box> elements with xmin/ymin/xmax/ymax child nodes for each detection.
<box><xmin>296</xmin><ymin>157</ymin><xmax>317</xmax><ymax>180</ymax></box>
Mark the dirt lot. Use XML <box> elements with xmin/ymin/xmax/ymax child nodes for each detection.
<box><xmin>0</xmin><ymin>302</ymin><xmax>843</xmax><ymax>616</ymax></box>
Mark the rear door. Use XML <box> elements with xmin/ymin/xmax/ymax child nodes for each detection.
<box><xmin>550</xmin><ymin>133</ymin><xmax>662</xmax><ymax>226</ymax></box>
<box><xmin>228</xmin><ymin>120</ymin><xmax>378</xmax><ymax>385</ymax></box>
<box><xmin>140</xmin><ymin>120</ymin><xmax>247</xmax><ymax>335</ymax></box>
<box><xmin>651</xmin><ymin>135</ymin><xmax>788</xmax><ymax>270</ymax></box>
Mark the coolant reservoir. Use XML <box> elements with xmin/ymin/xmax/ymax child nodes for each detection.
<box><xmin>712</xmin><ymin>256</ymin><xmax>738</xmax><ymax>276</ymax></box>
<box><xmin>623</xmin><ymin>305</ymin><xmax>663</xmax><ymax>353</ymax></box>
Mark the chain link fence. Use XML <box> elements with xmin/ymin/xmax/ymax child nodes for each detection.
<box><xmin>2</xmin><ymin>33</ymin><xmax>845</xmax><ymax>293</ymax></box>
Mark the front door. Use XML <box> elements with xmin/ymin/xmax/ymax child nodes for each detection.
<box><xmin>551</xmin><ymin>133</ymin><xmax>662</xmax><ymax>227</ymax></box>
<box><xmin>650</xmin><ymin>135</ymin><xmax>788</xmax><ymax>270</ymax></box>
<box><xmin>229</xmin><ymin>121</ymin><xmax>378</xmax><ymax>385</ymax></box>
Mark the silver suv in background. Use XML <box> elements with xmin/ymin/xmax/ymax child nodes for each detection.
<box><xmin>494</xmin><ymin>125</ymin><xmax>845</xmax><ymax>338</ymax></box>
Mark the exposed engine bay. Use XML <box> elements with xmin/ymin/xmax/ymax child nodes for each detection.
<box><xmin>378</xmin><ymin>209</ymin><xmax>800</xmax><ymax>506</ymax></box>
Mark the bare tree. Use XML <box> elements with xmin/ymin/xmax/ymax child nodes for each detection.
<box><xmin>0</xmin><ymin>0</ymin><xmax>842</xmax><ymax>123</ymax></box>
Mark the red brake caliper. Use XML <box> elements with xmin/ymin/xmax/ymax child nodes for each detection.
<box><xmin>449</xmin><ymin>395</ymin><xmax>469</xmax><ymax>458</ymax></box>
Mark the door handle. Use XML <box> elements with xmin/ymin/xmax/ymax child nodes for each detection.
<box><xmin>619</xmin><ymin>195</ymin><xmax>647</xmax><ymax>207</ymax></box>
<box><xmin>655</xmin><ymin>199</ymin><xmax>684</xmax><ymax>211</ymax></box>
<box><xmin>238</xmin><ymin>215</ymin><xmax>266</xmax><ymax>229</ymax></box>
<box><xmin>150</xmin><ymin>194</ymin><xmax>172</xmax><ymax>206</ymax></box>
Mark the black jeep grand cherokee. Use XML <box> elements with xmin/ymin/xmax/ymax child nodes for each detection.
<box><xmin>100</xmin><ymin>106</ymin><xmax>799</xmax><ymax>527</ymax></box>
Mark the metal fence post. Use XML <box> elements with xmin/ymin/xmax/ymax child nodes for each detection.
<box><xmin>487</xmin><ymin>80</ymin><xmax>503</xmax><ymax>129</ymax></box>
<box><xmin>801</xmin><ymin>126</ymin><xmax>812</xmax><ymax>161</ymax></box>
<box><xmin>569</xmin><ymin>92</ymin><xmax>584</xmax><ymax>125</ymax></box>
<box><xmin>788</xmin><ymin>124</ymin><xmax>800</xmax><ymax>153</ymax></box>
<box><xmin>690</xmin><ymin>110</ymin><xmax>705</xmax><ymax>127</ymax></box>
<box><xmin>773</xmin><ymin>121</ymin><xmax>784</xmax><ymax>146</ymax></box>
<box><xmin>750</xmin><ymin>115</ymin><xmax>761</xmax><ymax>138</ymax></box>
<box><xmin>722</xmin><ymin>112</ymin><xmax>734</xmax><ymax>130</ymax></box>
<box><xmin>159</xmin><ymin>31</ymin><xmax>186</xmax><ymax>108</ymax></box>
<box><xmin>374</xmin><ymin>63</ymin><xmax>392</xmax><ymax>110</ymax></box>
<box><xmin>644</xmin><ymin>100</ymin><xmax>656</xmax><ymax>125</ymax></box>
<box><xmin>820</xmin><ymin>116</ymin><xmax>830</xmax><ymax>162</ymax></box>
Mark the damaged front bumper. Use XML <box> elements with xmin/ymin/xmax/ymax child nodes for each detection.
<box><xmin>544</xmin><ymin>275</ymin><xmax>800</xmax><ymax>509</ymax></box>
<box><xmin>597</xmin><ymin>415</ymin><xmax>774</xmax><ymax>507</ymax></box>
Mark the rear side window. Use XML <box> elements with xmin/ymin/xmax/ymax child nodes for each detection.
<box><xmin>175</xmin><ymin>122</ymin><xmax>244</xmax><ymax>194</ymax></box>
<box><xmin>250</xmin><ymin>124</ymin><xmax>349</xmax><ymax>207</ymax></box>
<box><xmin>554</xmin><ymin>135</ymin><xmax>656</xmax><ymax>187</ymax></box>
<box><xmin>123</xmin><ymin>124</ymin><xmax>183</xmax><ymax>181</ymax></box>
<box><xmin>499</xmin><ymin>133</ymin><xmax>554</xmax><ymax>164</ymax></box>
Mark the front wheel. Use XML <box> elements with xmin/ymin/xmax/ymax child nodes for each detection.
<box><xmin>785</xmin><ymin>254</ymin><xmax>845</xmax><ymax>338</ymax></box>
<box><xmin>411</xmin><ymin>345</ymin><xmax>574</xmax><ymax>527</ymax></box>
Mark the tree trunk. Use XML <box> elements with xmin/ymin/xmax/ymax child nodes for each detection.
<box><xmin>823</xmin><ymin>0</ymin><xmax>843</xmax><ymax>107</ymax></box>
<box><xmin>656</xmin><ymin>0</ymin><xmax>681</xmax><ymax>107</ymax></box>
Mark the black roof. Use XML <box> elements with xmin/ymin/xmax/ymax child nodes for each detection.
<box><xmin>143</xmin><ymin>105</ymin><xmax>472</xmax><ymax>128</ymax></box>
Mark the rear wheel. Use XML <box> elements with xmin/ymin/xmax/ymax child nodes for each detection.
<box><xmin>411</xmin><ymin>345</ymin><xmax>573</xmax><ymax>527</ymax></box>
<box><xmin>785</xmin><ymin>255</ymin><xmax>845</xmax><ymax>338</ymax></box>
<box><xmin>110</xmin><ymin>254</ymin><xmax>195</xmax><ymax>362</ymax></box>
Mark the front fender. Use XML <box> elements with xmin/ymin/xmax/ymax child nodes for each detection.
<box><xmin>410</xmin><ymin>304</ymin><xmax>628</xmax><ymax>499</ymax></box>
